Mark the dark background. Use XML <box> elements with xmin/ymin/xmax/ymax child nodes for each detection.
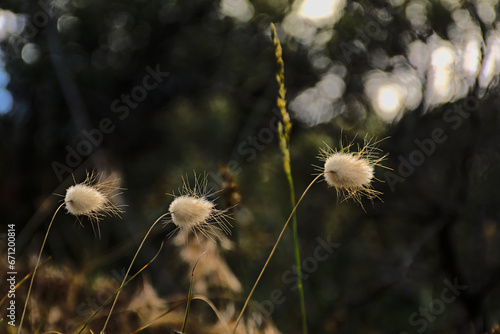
<box><xmin>1</xmin><ymin>0</ymin><xmax>500</xmax><ymax>333</ymax></box>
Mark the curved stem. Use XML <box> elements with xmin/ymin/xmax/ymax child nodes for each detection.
<box><xmin>18</xmin><ymin>202</ymin><xmax>65</xmax><ymax>334</ymax></box>
<box><xmin>100</xmin><ymin>212</ymin><xmax>170</xmax><ymax>333</ymax></box>
<box><xmin>181</xmin><ymin>253</ymin><xmax>205</xmax><ymax>333</ymax></box>
<box><xmin>132</xmin><ymin>295</ymin><xmax>231</xmax><ymax>334</ymax></box>
<box><xmin>232</xmin><ymin>173</ymin><xmax>324</xmax><ymax>333</ymax></box>
<box><xmin>181</xmin><ymin>271</ymin><xmax>194</xmax><ymax>334</ymax></box>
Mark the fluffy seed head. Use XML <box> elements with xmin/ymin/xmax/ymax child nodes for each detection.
<box><xmin>165</xmin><ymin>173</ymin><xmax>232</xmax><ymax>242</ymax></box>
<box><xmin>65</xmin><ymin>184</ymin><xmax>106</xmax><ymax>216</ymax></box>
<box><xmin>169</xmin><ymin>195</ymin><xmax>215</xmax><ymax>229</ymax></box>
<box><xmin>318</xmin><ymin>136</ymin><xmax>387</xmax><ymax>205</ymax></box>
<box><xmin>63</xmin><ymin>171</ymin><xmax>123</xmax><ymax>235</ymax></box>
<box><xmin>324</xmin><ymin>153</ymin><xmax>374</xmax><ymax>189</ymax></box>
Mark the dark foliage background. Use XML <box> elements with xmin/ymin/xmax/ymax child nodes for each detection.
<box><xmin>1</xmin><ymin>0</ymin><xmax>500</xmax><ymax>333</ymax></box>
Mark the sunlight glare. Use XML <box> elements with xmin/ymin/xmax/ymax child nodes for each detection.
<box><xmin>378</xmin><ymin>86</ymin><xmax>400</xmax><ymax>113</ymax></box>
<box><xmin>375</xmin><ymin>85</ymin><xmax>402</xmax><ymax>121</ymax></box>
<box><xmin>462</xmin><ymin>34</ymin><xmax>482</xmax><ymax>86</ymax></box>
<box><xmin>425</xmin><ymin>40</ymin><xmax>458</xmax><ymax>107</ymax></box>
<box><xmin>365</xmin><ymin>65</ymin><xmax>422</xmax><ymax>122</ymax></box>
<box><xmin>297</xmin><ymin>0</ymin><xmax>338</xmax><ymax>21</ymax></box>
<box><xmin>219</xmin><ymin>0</ymin><xmax>254</xmax><ymax>22</ymax></box>
<box><xmin>431</xmin><ymin>46</ymin><xmax>454</xmax><ymax>69</ymax></box>
<box><xmin>478</xmin><ymin>31</ymin><xmax>500</xmax><ymax>91</ymax></box>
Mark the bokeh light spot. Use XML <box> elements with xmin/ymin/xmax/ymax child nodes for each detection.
<box><xmin>0</xmin><ymin>88</ymin><xmax>13</xmax><ymax>115</ymax></box>
<box><xmin>219</xmin><ymin>0</ymin><xmax>254</xmax><ymax>22</ymax></box>
<box><xmin>21</xmin><ymin>43</ymin><xmax>41</xmax><ymax>65</ymax></box>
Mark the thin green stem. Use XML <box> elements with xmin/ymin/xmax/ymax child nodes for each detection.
<box><xmin>181</xmin><ymin>253</ymin><xmax>204</xmax><ymax>333</ymax></box>
<box><xmin>181</xmin><ymin>282</ymin><xmax>193</xmax><ymax>333</ymax></box>
<box><xmin>18</xmin><ymin>202</ymin><xmax>65</xmax><ymax>334</ymax></box>
<box><xmin>232</xmin><ymin>173</ymin><xmax>324</xmax><ymax>333</ymax></box>
<box><xmin>100</xmin><ymin>212</ymin><xmax>170</xmax><ymax>333</ymax></box>
<box><xmin>271</xmin><ymin>21</ymin><xmax>308</xmax><ymax>334</ymax></box>
<box><xmin>286</xmin><ymin>170</ymin><xmax>308</xmax><ymax>334</ymax></box>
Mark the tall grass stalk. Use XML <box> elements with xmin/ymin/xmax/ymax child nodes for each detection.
<box><xmin>271</xmin><ymin>22</ymin><xmax>308</xmax><ymax>334</ymax></box>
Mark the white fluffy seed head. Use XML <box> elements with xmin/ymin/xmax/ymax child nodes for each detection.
<box><xmin>166</xmin><ymin>173</ymin><xmax>232</xmax><ymax>242</ymax></box>
<box><xmin>62</xmin><ymin>172</ymin><xmax>123</xmax><ymax>228</ymax></box>
<box><xmin>324</xmin><ymin>153</ymin><xmax>374</xmax><ymax>189</ymax></box>
<box><xmin>65</xmin><ymin>184</ymin><xmax>106</xmax><ymax>216</ymax></box>
<box><xmin>318</xmin><ymin>137</ymin><xmax>387</xmax><ymax>205</ymax></box>
<box><xmin>169</xmin><ymin>195</ymin><xmax>214</xmax><ymax>229</ymax></box>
